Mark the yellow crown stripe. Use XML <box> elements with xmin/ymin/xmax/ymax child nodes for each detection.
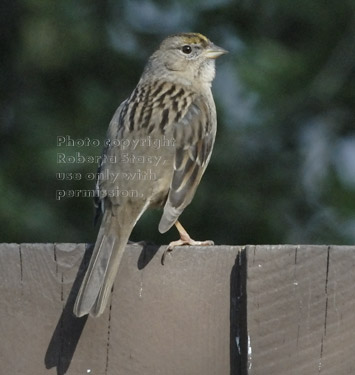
<box><xmin>181</xmin><ymin>33</ymin><xmax>209</xmax><ymax>46</ymax></box>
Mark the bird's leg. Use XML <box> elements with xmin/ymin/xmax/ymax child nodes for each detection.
<box><xmin>161</xmin><ymin>221</ymin><xmax>214</xmax><ymax>264</ymax></box>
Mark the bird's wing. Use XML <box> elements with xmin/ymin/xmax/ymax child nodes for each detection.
<box><xmin>93</xmin><ymin>82</ymin><xmax>215</xmax><ymax>233</ymax></box>
<box><xmin>158</xmin><ymin>94</ymin><xmax>215</xmax><ymax>233</ymax></box>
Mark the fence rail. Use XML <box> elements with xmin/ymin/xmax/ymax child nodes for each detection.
<box><xmin>1</xmin><ymin>244</ymin><xmax>354</xmax><ymax>375</ymax></box>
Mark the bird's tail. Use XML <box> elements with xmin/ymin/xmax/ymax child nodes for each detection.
<box><xmin>73</xmin><ymin>208</ymin><xmax>134</xmax><ymax>317</ymax></box>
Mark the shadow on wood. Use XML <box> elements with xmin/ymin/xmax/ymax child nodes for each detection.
<box><xmin>230</xmin><ymin>248</ymin><xmax>248</xmax><ymax>375</ymax></box>
<box><xmin>44</xmin><ymin>244</ymin><xmax>92</xmax><ymax>375</ymax></box>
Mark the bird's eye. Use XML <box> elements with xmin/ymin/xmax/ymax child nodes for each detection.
<box><xmin>182</xmin><ymin>45</ymin><xmax>192</xmax><ymax>54</ymax></box>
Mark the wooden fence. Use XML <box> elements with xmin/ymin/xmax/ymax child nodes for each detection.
<box><xmin>1</xmin><ymin>244</ymin><xmax>355</xmax><ymax>374</ymax></box>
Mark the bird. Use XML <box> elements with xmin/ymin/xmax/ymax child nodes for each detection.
<box><xmin>73</xmin><ymin>32</ymin><xmax>227</xmax><ymax>317</ymax></box>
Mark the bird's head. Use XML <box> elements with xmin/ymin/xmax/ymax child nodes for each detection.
<box><xmin>143</xmin><ymin>33</ymin><xmax>227</xmax><ymax>86</ymax></box>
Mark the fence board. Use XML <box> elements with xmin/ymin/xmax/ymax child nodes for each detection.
<box><xmin>0</xmin><ymin>243</ymin><xmax>245</xmax><ymax>375</ymax></box>
<box><xmin>247</xmin><ymin>245</ymin><xmax>355</xmax><ymax>375</ymax></box>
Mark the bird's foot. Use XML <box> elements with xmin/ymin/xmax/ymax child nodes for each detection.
<box><xmin>161</xmin><ymin>221</ymin><xmax>214</xmax><ymax>265</ymax></box>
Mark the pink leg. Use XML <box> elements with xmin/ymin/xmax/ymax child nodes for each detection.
<box><xmin>161</xmin><ymin>221</ymin><xmax>214</xmax><ymax>264</ymax></box>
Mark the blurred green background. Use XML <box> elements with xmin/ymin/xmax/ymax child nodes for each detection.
<box><xmin>1</xmin><ymin>0</ymin><xmax>355</xmax><ymax>245</ymax></box>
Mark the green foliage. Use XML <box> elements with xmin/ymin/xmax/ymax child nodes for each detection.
<box><xmin>1</xmin><ymin>0</ymin><xmax>355</xmax><ymax>245</ymax></box>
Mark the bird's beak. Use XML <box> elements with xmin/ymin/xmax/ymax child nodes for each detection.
<box><xmin>205</xmin><ymin>43</ymin><xmax>228</xmax><ymax>59</ymax></box>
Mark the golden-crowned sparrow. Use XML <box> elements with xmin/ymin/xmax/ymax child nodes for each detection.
<box><xmin>73</xmin><ymin>33</ymin><xmax>227</xmax><ymax>317</ymax></box>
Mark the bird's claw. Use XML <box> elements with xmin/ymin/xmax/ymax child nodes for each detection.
<box><xmin>161</xmin><ymin>239</ymin><xmax>214</xmax><ymax>265</ymax></box>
